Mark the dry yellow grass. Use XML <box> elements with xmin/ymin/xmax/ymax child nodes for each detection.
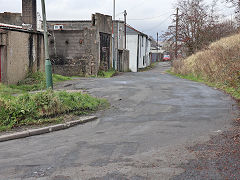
<box><xmin>173</xmin><ymin>33</ymin><xmax>240</xmax><ymax>100</ymax></box>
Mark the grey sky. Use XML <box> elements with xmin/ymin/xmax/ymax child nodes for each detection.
<box><xmin>0</xmin><ymin>0</ymin><xmax>235</xmax><ymax>39</ymax></box>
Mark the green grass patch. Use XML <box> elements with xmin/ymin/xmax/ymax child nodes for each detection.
<box><xmin>0</xmin><ymin>84</ymin><xmax>23</xmax><ymax>96</ymax></box>
<box><xmin>97</xmin><ymin>69</ymin><xmax>117</xmax><ymax>78</ymax></box>
<box><xmin>8</xmin><ymin>72</ymin><xmax>72</xmax><ymax>92</ymax></box>
<box><xmin>0</xmin><ymin>90</ymin><xmax>109</xmax><ymax>131</ymax></box>
<box><xmin>167</xmin><ymin>70</ymin><xmax>240</xmax><ymax>101</ymax></box>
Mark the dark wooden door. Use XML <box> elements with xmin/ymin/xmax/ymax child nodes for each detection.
<box><xmin>100</xmin><ymin>32</ymin><xmax>110</xmax><ymax>71</ymax></box>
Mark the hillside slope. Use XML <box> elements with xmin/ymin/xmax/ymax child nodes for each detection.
<box><xmin>172</xmin><ymin>33</ymin><xmax>240</xmax><ymax>101</ymax></box>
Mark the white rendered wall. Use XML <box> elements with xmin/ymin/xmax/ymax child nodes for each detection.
<box><xmin>146</xmin><ymin>39</ymin><xmax>151</xmax><ymax>66</ymax></box>
<box><xmin>138</xmin><ymin>35</ymin><xmax>147</xmax><ymax>69</ymax></box>
<box><xmin>127</xmin><ymin>34</ymin><xmax>138</xmax><ymax>72</ymax></box>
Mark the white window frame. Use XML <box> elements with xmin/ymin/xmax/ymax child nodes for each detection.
<box><xmin>54</xmin><ymin>25</ymin><xmax>64</xmax><ymax>30</ymax></box>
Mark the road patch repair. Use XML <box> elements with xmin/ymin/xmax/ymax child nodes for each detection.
<box><xmin>0</xmin><ymin>116</ymin><xmax>97</xmax><ymax>142</ymax></box>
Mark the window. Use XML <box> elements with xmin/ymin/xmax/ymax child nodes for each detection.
<box><xmin>54</xmin><ymin>25</ymin><xmax>64</xmax><ymax>30</ymax></box>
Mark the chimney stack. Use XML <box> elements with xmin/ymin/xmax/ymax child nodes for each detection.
<box><xmin>22</xmin><ymin>0</ymin><xmax>37</xmax><ymax>31</ymax></box>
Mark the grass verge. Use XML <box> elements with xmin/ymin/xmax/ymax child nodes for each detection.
<box><xmin>9</xmin><ymin>72</ymin><xmax>72</xmax><ymax>92</ymax></box>
<box><xmin>0</xmin><ymin>72</ymin><xmax>109</xmax><ymax>132</ymax></box>
<box><xmin>0</xmin><ymin>90</ymin><xmax>109</xmax><ymax>132</ymax></box>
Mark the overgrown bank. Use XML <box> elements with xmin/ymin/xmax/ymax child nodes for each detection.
<box><xmin>171</xmin><ymin>33</ymin><xmax>240</xmax><ymax>102</ymax></box>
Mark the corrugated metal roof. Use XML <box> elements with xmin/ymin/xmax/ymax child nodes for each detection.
<box><xmin>0</xmin><ymin>23</ymin><xmax>22</xmax><ymax>29</ymax></box>
<box><xmin>0</xmin><ymin>23</ymin><xmax>43</xmax><ymax>34</ymax></box>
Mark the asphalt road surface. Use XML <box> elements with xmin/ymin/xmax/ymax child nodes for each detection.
<box><xmin>0</xmin><ymin>62</ymin><xmax>238</xmax><ymax>180</ymax></box>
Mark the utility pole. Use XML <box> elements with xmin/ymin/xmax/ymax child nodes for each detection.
<box><xmin>112</xmin><ymin>0</ymin><xmax>116</xmax><ymax>69</ymax></box>
<box><xmin>157</xmin><ymin>32</ymin><xmax>158</xmax><ymax>52</ymax></box>
<box><xmin>124</xmin><ymin>10</ymin><xmax>127</xmax><ymax>49</ymax></box>
<box><xmin>113</xmin><ymin>0</ymin><xmax>115</xmax><ymax>20</ymax></box>
<box><xmin>41</xmin><ymin>0</ymin><xmax>53</xmax><ymax>89</ymax></box>
<box><xmin>175</xmin><ymin>7</ymin><xmax>179</xmax><ymax>60</ymax></box>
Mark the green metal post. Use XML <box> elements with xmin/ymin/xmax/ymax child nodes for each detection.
<box><xmin>41</xmin><ymin>0</ymin><xmax>53</xmax><ymax>89</ymax></box>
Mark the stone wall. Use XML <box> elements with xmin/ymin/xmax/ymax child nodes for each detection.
<box><xmin>0</xmin><ymin>12</ymin><xmax>23</xmax><ymax>26</ymax></box>
<box><xmin>122</xmin><ymin>49</ymin><xmax>129</xmax><ymax>72</ymax></box>
<box><xmin>95</xmin><ymin>13</ymin><xmax>112</xmax><ymax>70</ymax></box>
<box><xmin>48</xmin><ymin>13</ymin><xmax>113</xmax><ymax>76</ymax></box>
<box><xmin>118</xmin><ymin>49</ymin><xmax>129</xmax><ymax>72</ymax></box>
<box><xmin>47</xmin><ymin>21</ymin><xmax>92</xmax><ymax>31</ymax></box>
<box><xmin>22</xmin><ymin>0</ymin><xmax>37</xmax><ymax>31</ymax></box>
<box><xmin>52</xmin><ymin>65</ymin><xmax>87</xmax><ymax>77</ymax></box>
<box><xmin>0</xmin><ymin>28</ymin><xmax>44</xmax><ymax>84</ymax></box>
<box><xmin>49</xmin><ymin>29</ymin><xmax>99</xmax><ymax>76</ymax></box>
<box><xmin>94</xmin><ymin>13</ymin><xmax>112</xmax><ymax>35</ymax></box>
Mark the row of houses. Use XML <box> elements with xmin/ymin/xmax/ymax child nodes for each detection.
<box><xmin>0</xmin><ymin>0</ymin><xmax>160</xmax><ymax>84</ymax></box>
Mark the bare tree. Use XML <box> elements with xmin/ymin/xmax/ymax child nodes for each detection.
<box><xmin>226</xmin><ymin>0</ymin><xmax>240</xmax><ymax>25</ymax></box>
<box><xmin>163</xmin><ymin>0</ymin><xmax>237</xmax><ymax>57</ymax></box>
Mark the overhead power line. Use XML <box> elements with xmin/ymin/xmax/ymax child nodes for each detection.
<box><xmin>142</xmin><ymin>15</ymin><xmax>172</xmax><ymax>32</ymax></box>
<box><xmin>128</xmin><ymin>13</ymin><xmax>170</xmax><ymax>21</ymax></box>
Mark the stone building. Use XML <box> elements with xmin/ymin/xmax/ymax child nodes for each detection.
<box><xmin>0</xmin><ymin>12</ymin><xmax>23</xmax><ymax>26</ymax></box>
<box><xmin>47</xmin><ymin>13</ymin><xmax>113</xmax><ymax>76</ymax></box>
<box><xmin>0</xmin><ymin>0</ymin><xmax>45</xmax><ymax>85</ymax></box>
<box><xmin>0</xmin><ymin>0</ymin><xmax>37</xmax><ymax>31</ymax></box>
<box><xmin>0</xmin><ymin>26</ymin><xmax>44</xmax><ymax>84</ymax></box>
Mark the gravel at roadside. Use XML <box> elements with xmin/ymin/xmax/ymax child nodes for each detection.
<box><xmin>172</xmin><ymin>119</ymin><xmax>240</xmax><ymax>180</ymax></box>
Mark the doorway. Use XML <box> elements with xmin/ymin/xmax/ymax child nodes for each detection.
<box><xmin>100</xmin><ymin>32</ymin><xmax>110</xmax><ymax>71</ymax></box>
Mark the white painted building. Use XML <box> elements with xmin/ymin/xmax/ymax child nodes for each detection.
<box><xmin>126</xmin><ymin>25</ymin><xmax>151</xmax><ymax>72</ymax></box>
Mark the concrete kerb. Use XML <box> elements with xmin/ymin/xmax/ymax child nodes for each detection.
<box><xmin>0</xmin><ymin>116</ymin><xmax>97</xmax><ymax>143</ymax></box>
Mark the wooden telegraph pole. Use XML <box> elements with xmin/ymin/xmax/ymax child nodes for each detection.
<box><xmin>124</xmin><ymin>10</ymin><xmax>127</xmax><ymax>49</ymax></box>
<box><xmin>175</xmin><ymin>7</ymin><xmax>179</xmax><ymax>60</ymax></box>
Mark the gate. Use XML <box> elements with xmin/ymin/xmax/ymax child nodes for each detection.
<box><xmin>100</xmin><ymin>32</ymin><xmax>110</xmax><ymax>71</ymax></box>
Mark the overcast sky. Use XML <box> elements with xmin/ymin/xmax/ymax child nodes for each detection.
<box><xmin>0</xmin><ymin>0</ymin><xmax>235</xmax><ymax>39</ymax></box>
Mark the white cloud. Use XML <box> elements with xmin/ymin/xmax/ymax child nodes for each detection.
<box><xmin>0</xmin><ymin>0</ymin><xmax>235</xmax><ymax>38</ymax></box>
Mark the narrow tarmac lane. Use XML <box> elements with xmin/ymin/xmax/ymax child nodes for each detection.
<box><xmin>0</xmin><ymin>62</ymin><xmax>238</xmax><ymax>180</ymax></box>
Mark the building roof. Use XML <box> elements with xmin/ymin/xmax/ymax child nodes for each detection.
<box><xmin>0</xmin><ymin>23</ymin><xmax>43</xmax><ymax>34</ymax></box>
<box><xmin>126</xmin><ymin>24</ymin><xmax>150</xmax><ymax>39</ymax></box>
<box><xmin>0</xmin><ymin>23</ymin><xmax>22</xmax><ymax>29</ymax></box>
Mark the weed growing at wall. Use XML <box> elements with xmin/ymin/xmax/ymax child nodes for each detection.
<box><xmin>9</xmin><ymin>72</ymin><xmax>72</xmax><ymax>91</ymax></box>
<box><xmin>97</xmin><ymin>69</ymin><xmax>117</xmax><ymax>78</ymax></box>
